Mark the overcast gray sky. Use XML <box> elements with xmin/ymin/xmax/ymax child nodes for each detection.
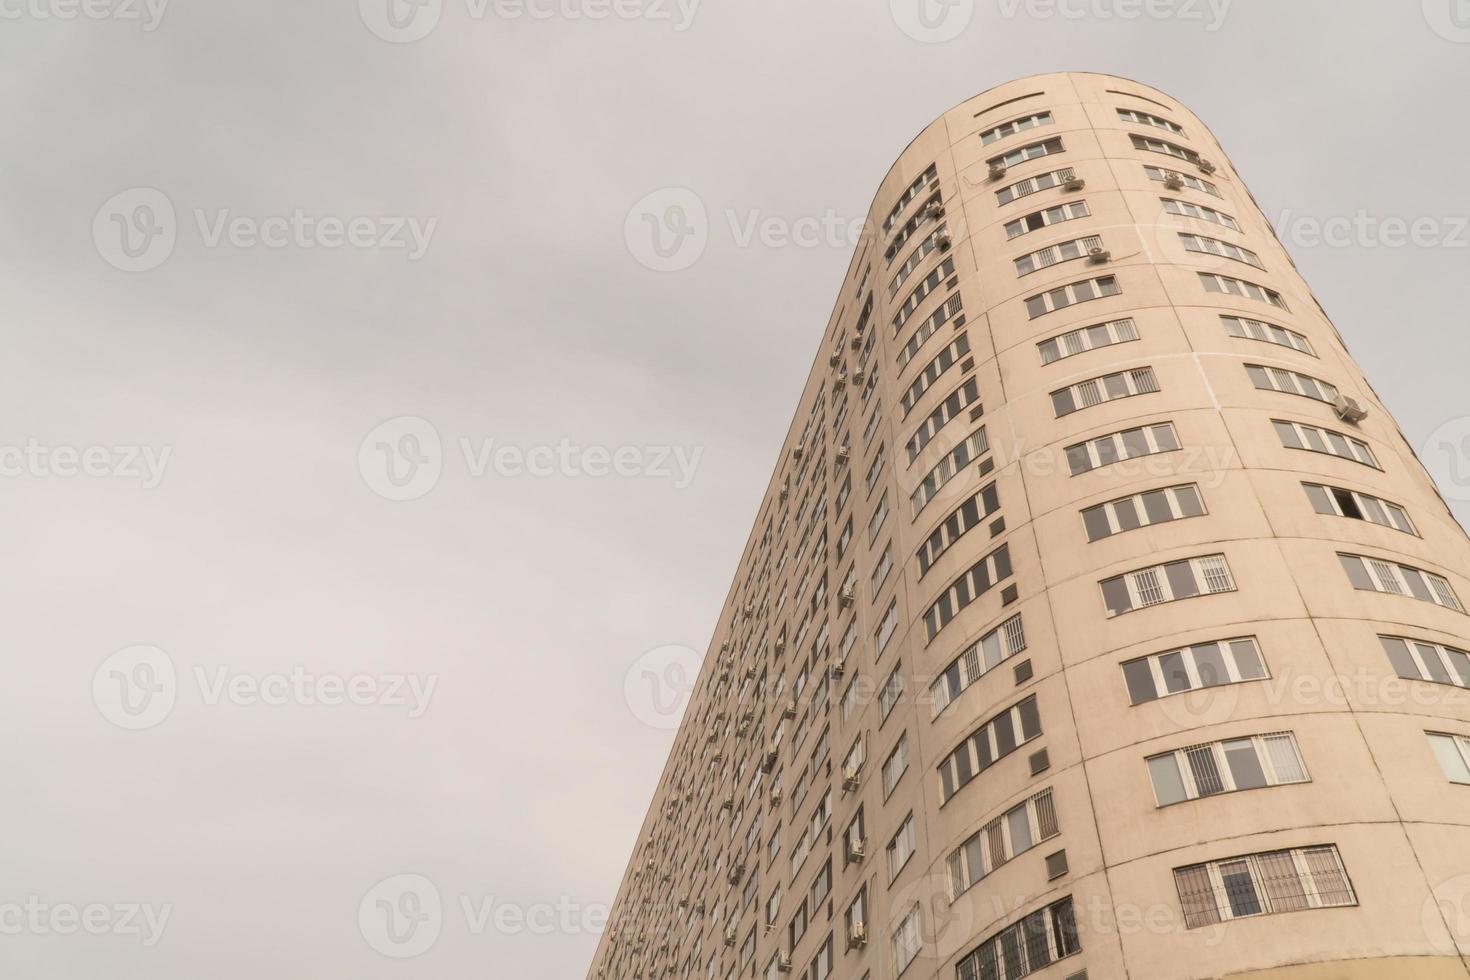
<box><xmin>2</xmin><ymin>0</ymin><xmax>1469</xmax><ymax>976</ymax></box>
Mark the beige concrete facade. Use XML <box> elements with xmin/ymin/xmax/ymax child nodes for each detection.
<box><xmin>588</xmin><ymin>73</ymin><xmax>1470</xmax><ymax>980</ymax></box>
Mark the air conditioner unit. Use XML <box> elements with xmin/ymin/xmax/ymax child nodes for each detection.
<box><xmin>677</xmin><ymin>897</ymin><xmax>689</xmax><ymax>909</ymax></box>
<box><xmin>848</xmin><ymin>921</ymin><xmax>868</xmax><ymax>948</ymax></box>
<box><xmin>1063</xmin><ymin>174</ymin><xmax>1086</xmax><ymax>192</ymax></box>
<box><xmin>847</xmin><ymin>837</ymin><xmax>866</xmax><ymax>862</ymax></box>
<box><xmin>693</xmin><ymin>900</ymin><xmax>706</xmax><ymax>915</ymax></box>
<box><xmin>723</xmin><ymin>926</ymin><xmax>737</xmax><ymax>946</ymax></box>
<box><xmin>835</xmin><ymin>371</ymin><xmax>848</xmax><ymax>388</ymax></box>
<box><xmin>988</xmin><ymin>161</ymin><xmax>1007</xmax><ymax>180</ymax></box>
<box><xmin>836</xmin><ymin>445</ymin><xmax>851</xmax><ymax>463</ymax></box>
<box><xmin>727</xmin><ymin>862</ymin><xmax>745</xmax><ymax>885</ymax></box>
<box><xmin>830</xmin><ymin>657</ymin><xmax>846</xmax><ymax>678</ymax></box>
<box><xmin>842</xmin><ymin>764</ymin><xmax>861</xmax><ymax>791</ymax></box>
<box><xmin>774</xmin><ymin>638</ymin><xmax>786</xmax><ymax>654</ymax></box>
<box><xmin>761</xmin><ymin>750</ymin><xmax>778</xmax><ymax>773</ymax></box>
<box><xmin>936</xmin><ymin>230</ymin><xmax>953</xmax><ymax>251</ymax></box>
<box><xmin>706</xmin><ymin>730</ymin><xmax>717</xmax><ymax>744</ymax></box>
<box><xmin>850</xmin><ymin>335</ymin><xmax>862</xmax><ymax>350</ymax></box>
<box><xmin>769</xmin><ymin>788</ymin><xmax>783</xmax><ymax>807</ymax></box>
<box><xmin>776</xmin><ymin>952</ymin><xmax>793</xmax><ymax>972</ymax></box>
<box><xmin>1334</xmin><ymin>394</ymin><xmax>1369</xmax><ymax>423</ymax></box>
<box><xmin>782</xmin><ymin>700</ymin><xmax>797</xmax><ymax>719</ymax></box>
<box><xmin>792</xmin><ymin>445</ymin><xmax>804</xmax><ymax>460</ymax></box>
<box><xmin>720</xmin><ymin>793</ymin><xmax>734</xmax><ymax>810</ymax></box>
<box><xmin>1198</xmin><ymin>158</ymin><xmax>1217</xmax><ymax>174</ymax></box>
<box><xmin>745</xmin><ymin>666</ymin><xmax>757</xmax><ymax>680</ymax></box>
<box><xmin>828</xmin><ymin>350</ymin><xmax>841</xmax><ymax>366</ymax></box>
<box><xmin>1087</xmin><ymin>246</ymin><xmax>1111</xmax><ymax>264</ymax></box>
<box><xmin>852</xmin><ymin>369</ymin><xmax>865</xmax><ymax>384</ymax></box>
<box><xmin>840</xmin><ymin>585</ymin><xmax>856</xmax><ymax>606</ymax></box>
<box><xmin>779</xmin><ymin>481</ymin><xmax>789</xmax><ymax>501</ymax></box>
<box><xmin>924</xmin><ymin>202</ymin><xmax>946</xmax><ymax>221</ymax></box>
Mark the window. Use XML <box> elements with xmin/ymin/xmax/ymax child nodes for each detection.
<box><xmin>1304</xmin><ymin>483</ymin><xmax>1414</xmax><ymax>533</ymax></box>
<box><xmin>1199</xmin><ymin>271</ymin><xmax>1287</xmax><ymax>308</ymax></box>
<box><xmin>809</xmin><ymin>858</ymin><xmax>831</xmax><ymax>908</ymax></box>
<box><xmin>917</xmin><ymin>482</ymin><xmax>1000</xmax><ymax>576</ymax></box>
<box><xmin>901</xmin><ymin>333</ymin><xmax>970</xmax><ymax>417</ymax></box>
<box><xmin>836</xmin><ymin>517</ymin><xmax>853</xmax><ymax>558</ymax></box>
<box><xmin>844</xmin><ymin>807</ymin><xmax>866</xmax><ymax>866</ymax></box>
<box><xmin>1014</xmin><ymin>235</ymin><xmax>1104</xmax><ymax>276</ymax></box>
<box><xmin>955</xmin><ymin>896</ymin><xmax>1079</xmax><ymax>980</ymax></box>
<box><xmin>1083</xmin><ymin>483</ymin><xmax>1204</xmax><ymax>541</ymax></box>
<box><xmin>1118</xmin><ymin>106</ymin><xmax>1184</xmax><ymax>134</ymax></box>
<box><xmin>1427</xmin><ymin>732</ymin><xmax>1470</xmax><ymax>784</ymax></box>
<box><xmin>1051</xmin><ymin>365</ymin><xmax>1159</xmax><ymax>416</ymax></box>
<box><xmin>930</xmin><ymin>614</ymin><xmax>1026</xmax><ymax>717</ymax></box>
<box><xmin>887</xmin><ymin>812</ymin><xmax>916</xmax><ymax>880</ymax></box>
<box><xmin>874</xmin><ymin>599</ymin><xmax>898</xmax><ymax>655</ymax></box>
<box><xmin>1130</xmin><ymin>132</ymin><xmax>1200</xmax><ymax>163</ymax></box>
<box><xmin>882</xmin><ymin>734</ymin><xmax>909</xmax><ymax>797</ymax></box>
<box><xmin>1066</xmin><ymin>420</ymin><xmax>1180</xmax><ymax>475</ymax></box>
<box><xmin>878</xmin><ymin>666</ymin><xmax>904</xmax><ymax>721</ymax></box>
<box><xmin>891</xmin><ymin>903</ymin><xmax>923</xmax><ymax>975</ymax></box>
<box><xmin>1380</xmin><ymin>635</ymin><xmax>1470</xmax><ymax>689</ymax></box>
<box><xmin>987</xmin><ymin>136</ymin><xmax>1064</xmax><ymax>169</ymax></box>
<box><xmin>896</xmin><ymin>295</ymin><xmax>963</xmax><ymax>373</ymax></box>
<box><xmin>864</xmin><ymin>443</ymin><xmax>885</xmax><ymax>493</ymax></box>
<box><xmin>840</xmin><ymin>677</ymin><xmax>860</xmax><ymax>721</ymax></box>
<box><xmin>1339</xmin><ymin>553</ymin><xmax>1463</xmax><ymax>611</ymax></box>
<box><xmin>1179</xmin><ymin>232</ymin><xmax>1265</xmax><ymax>269</ymax></box>
<box><xmin>948</xmin><ymin>788</ymin><xmax>1059</xmax><ymax>897</ymax></box>
<box><xmin>1221</xmin><ymin>314</ymin><xmax>1314</xmax><ymax>355</ymax></box>
<box><xmin>1024</xmin><ymin>274</ymin><xmax>1121</xmax><ymax>318</ymax></box>
<box><xmin>938</xmin><ymin>694</ymin><xmax>1042</xmax><ymax>804</ymax></box>
<box><xmin>922</xmin><ymin>543</ymin><xmax>1013</xmax><ymax>641</ymax></box>
<box><xmin>844</xmin><ymin>886</ymin><xmax>867</xmax><ymax>948</ymax></box>
<box><xmin>787</xmin><ymin>899</ymin><xmax>809</xmax><ymax>949</ymax></box>
<box><xmin>1273</xmin><ymin>418</ymin><xmax>1377</xmax><ymax>467</ymax></box>
<box><xmin>1161</xmin><ymin>196</ymin><xmax>1237</xmax><ymax>228</ymax></box>
<box><xmin>905</xmin><ymin>377</ymin><xmax>981</xmax><ymax>462</ymax></box>
<box><xmin>868</xmin><ymin>492</ymin><xmax>889</xmax><ymax>542</ymax></box>
<box><xmin>808</xmin><ymin>937</ymin><xmax>833</xmax><ymax>980</ymax></box>
<box><xmin>882</xmin><ymin>163</ymin><xmax>938</xmax><ymax>232</ymax></box>
<box><xmin>1148</xmin><ymin>732</ymin><xmax>1309</xmax><ymax>806</ymax></box>
<box><xmin>1005</xmin><ymin>199</ymin><xmax>1090</xmax><ymax>239</ymax></box>
<box><xmin>1174</xmin><ymin>845</ymin><xmax>1356</xmax><ymax>928</ymax></box>
<box><xmin>1246</xmin><ymin>364</ymin><xmax>1337</xmax><ymax>403</ymax></box>
<box><xmin>843</xmin><ymin>734</ymin><xmax>867</xmax><ymax>779</ymax></box>
<box><xmin>871</xmin><ymin>543</ymin><xmax>894</xmax><ymax>595</ymax></box>
<box><xmin>1122</xmin><ymin>636</ymin><xmax>1268</xmax><ymax>705</ymax></box>
<box><xmin>766</xmin><ymin>886</ymin><xmax>782</xmax><ymax>926</ymax></box>
<box><xmin>995</xmin><ymin>166</ymin><xmax>1079</xmax><ymax>205</ymax></box>
<box><xmin>1145</xmin><ymin>163</ymin><xmax>1220</xmax><ymax>196</ymax></box>
<box><xmin>891</xmin><ymin>257</ymin><xmax>956</xmax><ymax>335</ymax></box>
<box><xmin>981</xmin><ymin>110</ymin><xmax>1053</xmax><ymax>145</ymax></box>
<box><xmin>1038</xmin><ymin>316</ymin><xmax>1138</xmax><ymax>364</ymax></box>
<box><xmin>1101</xmin><ymin>553</ymin><xmax>1236</xmax><ymax>617</ymax></box>
<box><xmin>911</xmin><ymin>427</ymin><xmax>989</xmax><ymax>517</ymax></box>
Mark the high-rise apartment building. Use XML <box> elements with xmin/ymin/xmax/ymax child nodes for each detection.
<box><xmin>589</xmin><ymin>73</ymin><xmax>1470</xmax><ymax>980</ymax></box>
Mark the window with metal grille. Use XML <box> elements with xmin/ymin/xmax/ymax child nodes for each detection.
<box><xmin>1100</xmin><ymin>553</ymin><xmax>1236</xmax><ymax>617</ymax></box>
<box><xmin>1339</xmin><ymin>553</ymin><xmax>1463</xmax><ymax>611</ymax></box>
<box><xmin>955</xmin><ymin>897</ymin><xmax>1080</xmax><ymax>980</ymax></box>
<box><xmin>937</xmin><ymin>693</ymin><xmax>1041</xmax><ymax>804</ymax></box>
<box><xmin>1014</xmin><ymin>235</ymin><xmax>1104</xmax><ymax>275</ymax></box>
<box><xmin>1051</xmin><ymin>366</ymin><xmax>1158</xmax><ymax>416</ymax></box>
<box><xmin>1221</xmin><ymin>314</ymin><xmax>1314</xmax><ymax>355</ymax></box>
<box><xmin>910</xmin><ymin>427</ymin><xmax>989</xmax><ymax>517</ymax></box>
<box><xmin>948</xmin><ymin>788</ymin><xmax>1060</xmax><ymax>897</ymax></box>
<box><xmin>1273</xmin><ymin>418</ymin><xmax>1377</xmax><ymax>467</ymax></box>
<box><xmin>1148</xmin><ymin>732</ymin><xmax>1309</xmax><ymax>805</ymax></box>
<box><xmin>1179</xmin><ymin>232</ymin><xmax>1265</xmax><ymax>269</ymax></box>
<box><xmin>1246</xmin><ymin>364</ymin><xmax>1337</xmax><ymax>402</ymax></box>
<box><xmin>1173</xmin><ymin>845</ymin><xmax>1356</xmax><ymax>929</ymax></box>
<box><xmin>995</xmin><ymin>166</ymin><xmax>1078</xmax><ymax>205</ymax></box>
<box><xmin>1198</xmin><ymin>271</ymin><xmax>1287</xmax><ymax>308</ymax></box>
<box><xmin>901</xmin><ymin>333</ymin><xmax>970</xmax><ymax>417</ymax></box>
<box><xmin>930</xmin><ymin>613</ymin><xmax>1027</xmax><ymax>717</ymax></box>
<box><xmin>1145</xmin><ymin>164</ymin><xmax>1220</xmax><ymax>195</ymax></box>
<box><xmin>1160</xmin><ymin>197</ymin><xmax>1237</xmax><ymax>228</ymax></box>
<box><xmin>1038</xmin><ymin>317</ymin><xmax>1138</xmax><ymax>364</ymax></box>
